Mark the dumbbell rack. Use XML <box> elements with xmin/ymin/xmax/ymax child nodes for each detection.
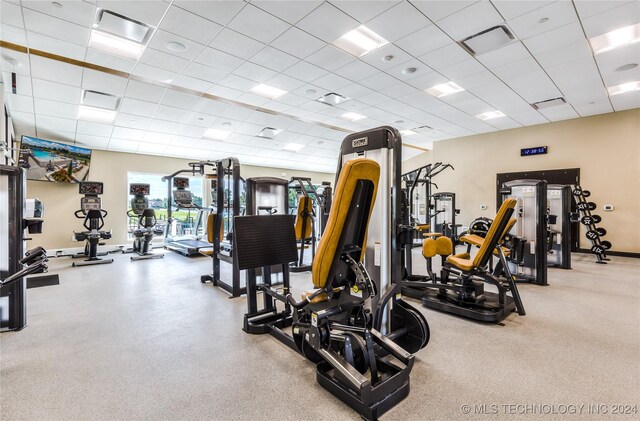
<box><xmin>573</xmin><ymin>186</ymin><xmax>611</xmax><ymax>264</ymax></box>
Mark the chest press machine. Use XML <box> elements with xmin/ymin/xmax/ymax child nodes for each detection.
<box><xmin>239</xmin><ymin>127</ymin><xmax>429</xmax><ymax>420</ymax></box>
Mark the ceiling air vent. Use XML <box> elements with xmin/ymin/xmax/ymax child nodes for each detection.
<box><xmin>531</xmin><ymin>97</ymin><xmax>567</xmax><ymax>110</ymax></box>
<box><xmin>317</xmin><ymin>93</ymin><xmax>350</xmax><ymax>106</ymax></box>
<box><xmin>82</xmin><ymin>90</ymin><xmax>120</xmax><ymax>110</ymax></box>
<box><xmin>256</xmin><ymin>127</ymin><xmax>281</xmax><ymax>139</ymax></box>
<box><xmin>95</xmin><ymin>9</ymin><xmax>152</xmax><ymax>43</ymax></box>
<box><xmin>459</xmin><ymin>25</ymin><xmax>516</xmax><ymax>56</ymax></box>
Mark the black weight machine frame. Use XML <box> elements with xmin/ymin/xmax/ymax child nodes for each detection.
<box><xmin>71</xmin><ymin>182</ymin><xmax>114</xmax><ymax>267</ymax></box>
<box><xmin>288</xmin><ymin>176</ymin><xmax>318</xmax><ymax>272</ymax></box>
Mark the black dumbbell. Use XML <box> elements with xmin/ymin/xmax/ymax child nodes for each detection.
<box><xmin>586</xmin><ymin>230</ymin><xmax>600</xmax><ymax>240</ymax></box>
<box><xmin>591</xmin><ymin>245</ymin><xmax>605</xmax><ymax>254</ymax></box>
<box><xmin>596</xmin><ymin>227</ymin><xmax>607</xmax><ymax>237</ymax></box>
<box><xmin>581</xmin><ymin>216</ymin><xmax>595</xmax><ymax>225</ymax></box>
<box><xmin>582</xmin><ymin>190</ymin><xmax>591</xmax><ymax>198</ymax></box>
<box><xmin>573</xmin><ymin>188</ymin><xmax>582</xmax><ymax>196</ymax></box>
<box><xmin>601</xmin><ymin>240</ymin><xmax>612</xmax><ymax>250</ymax></box>
<box><xmin>592</xmin><ymin>214</ymin><xmax>602</xmax><ymax>223</ymax></box>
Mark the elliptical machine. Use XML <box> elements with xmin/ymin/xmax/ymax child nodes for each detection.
<box><xmin>126</xmin><ymin>183</ymin><xmax>163</xmax><ymax>261</ymax></box>
<box><xmin>72</xmin><ymin>181</ymin><xmax>113</xmax><ymax>267</ymax></box>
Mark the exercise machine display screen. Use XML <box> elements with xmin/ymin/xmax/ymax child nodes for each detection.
<box><xmin>173</xmin><ymin>177</ymin><xmax>189</xmax><ymax>189</ymax></box>
<box><xmin>79</xmin><ymin>182</ymin><xmax>103</xmax><ymax>195</ymax></box>
<box><xmin>81</xmin><ymin>197</ymin><xmax>101</xmax><ymax>210</ymax></box>
<box><xmin>174</xmin><ymin>190</ymin><xmax>192</xmax><ymax>204</ymax></box>
<box><xmin>130</xmin><ymin>183</ymin><xmax>150</xmax><ymax>195</ymax></box>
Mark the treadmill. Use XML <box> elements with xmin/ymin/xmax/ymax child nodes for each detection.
<box><xmin>162</xmin><ymin>167</ymin><xmax>211</xmax><ymax>256</ymax></box>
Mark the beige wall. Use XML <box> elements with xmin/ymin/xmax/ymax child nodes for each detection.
<box><xmin>426</xmin><ymin>109</ymin><xmax>640</xmax><ymax>253</ymax></box>
<box><xmin>402</xmin><ymin>150</ymin><xmax>433</xmax><ymax>174</ymax></box>
<box><xmin>26</xmin><ymin>149</ymin><xmax>333</xmax><ymax>250</ymax></box>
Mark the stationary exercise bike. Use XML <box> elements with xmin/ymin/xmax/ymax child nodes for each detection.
<box><xmin>72</xmin><ymin>181</ymin><xmax>113</xmax><ymax>267</ymax></box>
<box><xmin>125</xmin><ymin>183</ymin><xmax>163</xmax><ymax>261</ymax></box>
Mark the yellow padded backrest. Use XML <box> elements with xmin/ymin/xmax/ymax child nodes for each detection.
<box><xmin>206</xmin><ymin>213</ymin><xmax>224</xmax><ymax>244</ymax></box>
<box><xmin>472</xmin><ymin>199</ymin><xmax>517</xmax><ymax>268</ymax></box>
<box><xmin>311</xmin><ymin>158</ymin><xmax>380</xmax><ymax>289</ymax></box>
<box><xmin>422</xmin><ymin>238</ymin><xmax>437</xmax><ymax>259</ymax></box>
<box><xmin>294</xmin><ymin>196</ymin><xmax>314</xmax><ymax>240</ymax></box>
<box><xmin>435</xmin><ymin>236</ymin><xmax>453</xmax><ymax>256</ymax></box>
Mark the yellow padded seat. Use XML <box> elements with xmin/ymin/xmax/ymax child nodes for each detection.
<box><xmin>446</xmin><ymin>199</ymin><xmax>516</xmax><ymax>272</ymax></box>
<box><xmin>422</xmin><ymin>238</ymin><xmax>437</xmax><ymax>259</ymax></box>
<box><xmin>435</xmin><ymin>236</ymin><xmax>453</xmax><ymax>256</ymax></box>
<box><xmin>423</xmin><ymin>232</ymin><xmax>442</xmax><ymax>238</ymax></box>
<box><xmin>301</xmin><ymin>289</ymin><xmax>328</xmax><ymax>303</ymax></box>
<box><xmin>459</xmin><ymin>233</ymin><xmax>484</xmax><ymax>248</ymax></box>
<box><xmin>206</xmin><ymin>213</ymin><xmax>224</xmax><ymax>244</ymax></box>
<box><xmin>294</xmin><ymin>196</ymin><xmax>314</xmax><ymax>240</ymax></box>
<box><xmin>311</xmin><ymin>158</ymin><xmax>380</xmax><ymax>289</ymax></box>
<box><xmin>416</xmin><ymin>224</ymin><xmax>430</xmax><ymax>231</ymax></box>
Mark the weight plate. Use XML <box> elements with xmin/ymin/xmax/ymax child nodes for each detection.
<box><xmin>577</xmin><ymin>202</ymin><xmax>589</xmax><ymax>211</ymax></box>
<box><xmin>591</xmin><ymin>245</ymin><xmax>605</xmax><ymax>254</ymax></box>
<box><xmin>581</xmin><ymin>216</ymin><xmax>594</xmax><ymax>225</ymax></box>
<box><xmin>601</xmin><ymin>240</ymin><xmax>612</xmax><ymax>250</ymax></box>
<box><xmin>596</xmin><ymin>228</ymin><xmax>607</xmax><ymax>237</ymax></box>
<box><xmin>582</xmin><ymin>190</ymin><xmax>591</xmax><ymax>198</ymax></box>
<box><xmin>586</xmin><ymin>230</ymin><xmax>600</xmax><ymax>240</ymax></box>
<box><xmin>592</xmin><ymin>215</ymin><xmax>602</xmax><ymax>224</ymax></box>
<box><xmin>587</xmin><ymin>202</ymin><xmax>597</xmax><ymax>211</ymax></box>
<box><xmin>572</xmin><ymin>188</ymin><xmax>583</xmax><ymax>196</ymax></box>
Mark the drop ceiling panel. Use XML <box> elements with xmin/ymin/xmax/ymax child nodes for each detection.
<box><xmin>85</xmin><ymin>48</ymin><xmax>137</xmax><ymax>73</ymax></box>
<box><xmin>580</xmin><ymin>1</ymin><xmax>640</xmax><ymax>38</ymax></box>
<box><xmin>37</xmin><ymin>115</ymin><xmax>77</xmax><ymax>132</ymax></box>
<box><xmin>147</xmin><ymin>119</ymin><xmax>181</xmax><ymax>134</ymax></box>
<box><xmin>233</xmin><ymin>61</ymin><xmax>279</xmax><ymax>83</ymax></box>
<box><xmin>296</xmin><ymin>2</ymin><xmax>359</xmax><ymax>43</ymax></box>
<box><xmin>409</xmin><ymin>0</ymin><xmax>477</xmax><ymax>22</ymax></box>
<box><xmin>404</xmin><ymin>70</ymin><xmax>449</xmax><ymax>90</ymax></box>
<box><xmin>146</xmin><ymin>30</ymin><xmax>205</xmax><ymax>61</ymax></box>
<box><xmin>365</xmin><ymin>2</ymin><xmax>431</xmax><ymax>42</ymax></box>
<box><xmin>249</xmin><ymin>46</ymin><xmax>299</xmax><ymax>72</ymax></box>
<box><xmin>312</xmin><ymin>73</ymin><xmax>352</xmax><ymax>91</ymax></box>
<box><xmin>160</xmin><ymin>5</ymin><xmax>223</xmax><ymax>45</ymax></box>
<box><xmin>439</xmin><ymin>58</ymin><xmax>487</xmax><ymax>80</ymax></box>
<box><xmin>419</xmin><ymin>43</ymin><xmax>470</xmax><ymax>70</ymax></box>
<box><xmin>252</xmin><ymin>1</ymin><xmax>323</xmax><ymax>25</ymax></box>
<box><xmin>131</xmin><ymin>63</ymin><xmax>177</xmax><ymax>84</ymax></box>
<box><xmin>26</xmin><ymin>31</ymin><xmax>87</xmax><ymax>61</ymax></box>
<box><xmin>537</xmin><ymin>104</ymin><xmax>580</xmax><ymax>122</ymax></box>
<box><xmin>173</xmin><ymin>0</ymin><xmax>246</xmax><ymax>26</ymax></box>
<box><xmin>1</xmin><ymin>2</ymin><xmax>24</xmax><ymax>28</ymax></box>
<box><xmin>114</xmin><ymin>113</ymin><xmax>151</xmax><ymax>131</ymax></box>
<box><xmin>206</xmin><ymin>84</ymin><xmax>243</xmax><ymax>100</ymax></box>
<box><xmin>96</xmin><ymin>0</ymin><xmax>170</xmax><ymax>27</ymax></box>
<box><xmin>491</xmin><ymin>0</ymin><xmax>554</xmax><ymax>20</ymax></box>
<box><xmin>172</xmin><ymin>75</ymin><xmax>213</xmax><ymax>93</ymax></box>
<box><xmin>227</xmin><ymin>4</ymin><xmax>290</xmax><ymax>44</ymax></box>
<box><xmin>503</xmin><ymin>70</ymin><xmax>562</xmax><ymax>103</ymax></box>
<box><xmin>609</xmin><ymin>92</ymin><xmax>640</xmax><ymax>111</ymax></box>
<box><xmin>235</xmin><ymin>92</ymin><xmax>270</xmax><ymax>107</ymax></box>
<box><xmin>22</xmin><ymin>9</ymin><xmax>90</xmax><ymax>47</ymax></box>
<box><xmin>0</xmin><ymin>51</ymin><xmax>30</xmax><ymax>76</ymax></box>
<box><xmin>160</xmin><ymin>89</ymin><xmax>200</xmax><ymax>110</ymax></box>
<box><xmin>394</xmin><ymin>25</ymin><xmax>452</xmax><ymax>57</ymax></box>
<box><xmin>209</xmin><ymin>29</ymin><xmax>265</xmax><ymax>60</ymax></box>
<box><xmin>386</xmin><ymin>59</ymin><xmax>429</xmax><ymax>81</ymax></box>
<box><xmin>34</xmin><ymin>98</ymin><xmax>78</xmax><ymax>120</ymax></box>
<box><xmin>22</xmin><ymin>1</ymin><xmax>96</xmax><ymax>27</ymax></box>
<box><xmin>75</xmin><ymin>134</ymin><xmax>110</xmax><ymax>149</ymax></box>
<box><xmin>507</xmin><ymin>2</ymin><xmax>579</xmax><ymax>40</ymax></box>
<box><xmin>437</xmin><ymin>1</ymin><xmax>504</xmax><ymax>41</ymax></box>
<box><xmin>0</xmin><ymin>24</ymin><xmax>27</xmax><ymax>45</ymax></box>
<box><xmin>108</xmin><ymin>138</ymin><xmax>140</xmax><ymax>152</ymax></box>
<box><xmin>305</xmin><ymin>45</ymin><xmax>356</xmax><ymax>71</ymax></box>
<box><xmin>139</xmin><ymin>48</ymin><xmax>190</xmax><ymax>73</ymax></box>
<box><xmin>112</xmin><ymin>126</ymin><xmax>145</xmax><ymax>141</ymax></box>
<box><xmin>141</xmin><ymin>131</ymin><xmax>174</xmax><ymax>144</ymax></box>
<box><xmin>77</xmin><ymin>120</ymin><xmax>114</xmax><ymax>137</ymax></box>
<box><xmin>119</xmin><ymin>98</ymin><xmax>157</xmax><ymax>117</ymax></box>
<box><xmin>282</xmin><ymin>61</ymin><xmax>327</xmax><ymax>82</ymax></box>
<box><xmin>266</xmin><ymin>73</ymin><xmax>306</xmax><ymax>91</ymax></box>
<box><xmin>154</xmin><ymin>105</ymin><xmax>190</xmax><ymax>123</ymax></box>
<box><xmin>269</xmin><ymin>27</ymin><xmax>326</xmax><ymax>59</ymax></box>
<box><xmin>32</xmin><ymin>79</ymin><xmax>81</xmax><ymax>104</ymax></box>
<box><xmin>331</xmin><ymin>1</ymin><xmax>399</xmax><ymax>23</ymax></box>
<box><xmin>7</xmin><ymin>94</ymin><xmax>34</xmax><ymax>113</ymax></box>
<box><xmin>597</xmin><ymin>45</ymin><xmax>640</xmax><ymax>86</ymax></box>
<box><xmin>573</xmin><ymin>0</ymin><xmax>634</xmax><ymax>19</ymax></box>
<box><xmin>360</xmin><ymin>44</ymin><xmax>412</xmax><ymax>70</ymax></box>
<box><xmin>492</xmin><ymin>56</ymin><xmax>542</xmax><ymax>80</ymax></box>
<box><xmin>82</xmin><ymin>69</ymin><xmax>128</xmax><ymax>97</ymax></box>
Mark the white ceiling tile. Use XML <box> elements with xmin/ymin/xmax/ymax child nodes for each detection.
<box><xmin>476</xmin><ymin>41</ymin><xmax>531</xmax><ymax>68</ymax></box>
<box><xmin>7</xmin><ymin>94</ymin><xmax>34</xmax><ymax>113</ymax></box>
<box><xmin>32</xmin><ymin>78</ymin><xmax>81</xmax><ymax>104</ymax></box>
<box><xmin>22</xmin><ymin>1</ymin><xmax>96</xmax><ymax>27</ymax></box>
<box><xmin>523</xmin><ymin>21</ymin><xmax>585</xmax><ymax>54</ymax></box>
<box><xmin>96</xmin><ymin>0</ymin><xmax>170</xmax><ymax>27</ymax></box>
<box><xmin>137</xmin><ymin>142</ymin><xmax>168</xmax><ymax>155</ymax></box>
<box><xmin>1</xmin><ymin>52</ymin><xmax>30</xmax><ymax>76</ymax></box>
<box><xmin>34</xmin><ymin>98</ymin><xmax>78</xmax><ymax>120</ymax></box>
<box><xmin>455</xmin><ymin>70</ymin><xmax>502</xmax><ymax>90</ymax></box>
<box><xmin>438</xmin><ymin>1</ymin><xmax>504</xmax><ymax>40</ymax></box>
<box><xmin>233</xmin><ymin>62</ymin><xmax>279</xmax><ymax>83</ymax></box>
<box><xmin>160</xmin><ymin>89</ymin><xmax>200</xmax><ymax>110</ymax></box>
<box><xmin>119</xmin><ymin>98</ymin><xmax>157</xmax><ymax>118</ymax></box>
<box><xmin>148</xmin><ymin>119</ymin><xmax>181</xmax><ymax>134</ymax></box>
<box><xmin>536</xmin><ymin>39</ymin><xmax>592</xmax><ymax>68</ymax></box>
<box><xmin>131</xmin><ymin>63</ymin><xmax>177</xmax><ymax>84</ymax></box>
<box><xmin>573</xmin><ymin>0</ymin><xmax>634</xmax><ymax>19</ymax></box>
<box><xmin>8</xmin><ymin>111</ymin><xmax>36</xmax><ymax>129</ymax></box>
<box><xmin>172</xmin><ymin>75</ymin><xmax>213</xmax><ymax>93</ymax></box>
<box><xmin>36</xmin><ymin>115</ymin><xmax>77</xmax><ymax>132</ymax></box>
<box><xmin>30</xmin><ymin>55</ymin><xmax>83</xmax><ymax>87</ymax></box>
<box><xmin>195</xmin><ymin>47</ymin><xmax>244</xmax><ymax>73</ymax></box>
<box><xmin>409</xmin><ymin>0</ymin><xmax>477</xmax><ymax>22</ymax></box>
<box><xmin>609</xmin><ymin>92</ymin><xmax>640</xmax><ymax>112</ymax></box>
<box><xmin>35</xmin><ymin>129</ymin><xmax>75</xmax><ymax>143</ymax></box>
<box><xmin>596</xmin><ymin>44</ymin><xmax>640</xmax><ymax>86</ymax></box>
<box><xmin>305</xmin><ymin>45</ymin><xmax>356</xmax><ymax>71</ymax></box>
<box><xmin>77</xmin><ymin>120</ymin><xmax>114</xmax><ymax>137</ymax></box>
<box><xmin>125</xmin><ymin>80</ymin><xmax>166</xmax><ymax>103</ymax></box>
<box><xmin>141</xmin><ymin>131</ymin><xmax>174</xmax><ymax>145</ymax></box>
<box><xmin>546</xmin><ymin>56</ymin><xmax>604</xmax><ymax>95</ymax></box>
<box><xmin>147</xmin><ymin>29</ymin><xmax>205</xmax><ymax>61</ymax></box>
<box><xmin>220</xmin><ymin>104</ymin><xmax>252</xmax><ymax>121</ymax></box>
<box><xmin>249</xmin><ymin>46</ymin><xmax>299</xmax><ymax>72</ymax></box>
<box><xmin>206</xmin><ymin>84</ymin><xmax>243</xmax><ymax>100</ymax></box>
<box><xmin>252</xmin><ymin>1</ymin><xmax>322</xmax><ymax>25</ymax></box>
<box><xmin>209</xmin><ymin>28</ymin><xmax>265</xmax><ymax>60</ymax></box>
<box><xmin>182</xmin><ymin>62</ymin><xmax>227</xmax><ymax>84</ymax></box>
<box><xmin>114</xmin><ymin>113</ymin><xmax>151</xmax><ymax>130</ymax></box>
<box><xmin>26</xmin><ymin>31</ymin><xmax>87</xmax><ymax>61</ymax></box>
<box><xmin>296</xmin><ymin>2</ymin><xmax>359</xmax><ymax>43</ymax></box>
<box><xmin>276</xmin><ymin>92</ymin><xmax>316</xmax><ymax>107</ymax></box>
<box><xmin>85</xmin><ymin>48</ymin><xmax>137</xmax><ymax>73</ymax></box>
<box><xmin>108</xmin><ymin>138</ymin><xmax>140</xmax><ymax>152</ymax></box>
<box><xmin>331</xmin><ymin>1</ymin><xmax>400</xmax><ymax>22</ymax></box>
<box><xmin>379</xmin><ymin>83</ymin><xmax>418</xmax><ymax>98</ymax></box>
<box><xmin>491</xmin><ymin>0</ymin><xmax>554</xmax><ymax>20</ymax></box>
<box><xmin>358</xmin><ymin>91</ymin><xmax>392</xmax><ymax>106</ymax></box>
<box><xmin>503</xmin><ymin>70</ymin><xmax>562</xmax><ymax>103</ymax></box>
<box><xmin>266</xmin><ymin>73</ymin><xmax>306</xmax><ymax>91</ymax></box>
<box><xmin>112</xmin><ymin>126</ymin><xmax>145</xmax><ymax>141</ymax></box>
<box><xmin>507</xmin><ymin>1</ymin><xmax>579</xmax><ymax>40</ymax></box>
<box><xmin>419</xmin><ymin>43</ymin><xmax>472</xmax><ymax>72</ymax></box>
<box><xmin>0</xmin><ymin>24</ymin><xmax>27</xmax><ymax>45</ymax></box>
<box><xmin>492</xmin><ymin>56</ymin><xmax>542</xmax><ymax>79</ymax></box>
<box><xmin>360</xmin><ymin>43</ymin><xmax>413</xmax><ymax>70</ymax></box>
<box><xmin>173</xmin><ymin>1</ymin><xmax>246</xmax><ymax>26</ymax></box>
<box><xmin>153</xmin><ymin>105</ymin><xmax>190</xmax><ymax>123</ymax></box>
<box><xmin>177</xmin><ymin>125</ymin><xmax>207</xmax><ymax>138</ymax></box>
<box><xmin>270</xmin><ymin>27</ymin><xmax>326</xmax><ymax>59</ymax></box>
<box><xmin>228</xmin><ymin>4</ymin><xmax>290</xmax><ymax>44</ymax></box>
<box><xmin>395</xmin><ymin>24</ymin><xmax>451</xmax><ymax>57</ymax></box>
<box><xmin>235</xmin><ymin>92</ymin><xmax>271</xmax><ymax>107</ymax></box>
<box><xmin>334</xmin><ymin>60</ymin><xmax>379</xmax><ymax>81</ymax></box>
<box><xmin>312</xmin><ymin>73</ymin><xmax>352</xmax><ymax>91</ymax></box>
<box><xmin>218</xmin><ymin>74</ymin><xmax>258</xmax><ymax>92</ymax></box>
<box><xmin>184</xmin><ymin>112</ymin><xmax>217</xmax><ymax>127</ymax></box>
<box><xmin>160</xmin><ymin>5</ymin><xmax>223</xmax><ymax>44</ymax></box>
<box><xmin>139</xmin><ymin>48</ymin><xmax>190</xmax><ymax>73</ymax></box>
<box><xmin>537</xmin><ymin>104</ymin><xmax>580</xmax><ymax>122</ymax></box>
<box><xmin>82</xmin><ymin>69</ymin><xmax>128</xmax><ymax>97</ymax></box>
<box><xmin>366</xmin><ymin>2</ymin><xmax>431</xmax><ymax>42</ymax></box>
<box><xmin>1</xmin><ymin>2</ymin><xmax>24</xmax><ymax>28</ymax></box>
<box><xmin>582</xmin><ymin>1</ymin><xmax>640</xmax><ymax>38</ymax></box>
<box><xmin>359</xmin><ymin>72</ymin><xmax>400</xmax><ymax>90</ymax></box>
<box><xmin>75</xmin><ymin>134</ymin><xmax>110</xmax><ymax>149</ymax></box>
<box><xmin>282</xmin><ymin>61</ymin><xmax>328</xmax><ymax>82</ymax></box>
<box><xmin>23</xmin><ymin>8</ymin><xmax>90</xmax><ymax>47</ymax></box>
<box><xmin>439</xmin><ymin>58</ymin><xmax>487</xmax><ymax>80</ymax></box>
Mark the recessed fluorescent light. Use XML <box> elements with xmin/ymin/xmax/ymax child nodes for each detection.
<box><xmin>425</xmin><ymin>81</ymin><xmax>465</xmax><ymax>98</ymax></box>
<box><xmin>589</xmin><ymin>23</ymin><xmax>640</xmax><ymax>54</ymax></box>
<box><xmin>89</xmin><ymin>30</ymin><xmax>144</xmax><ymax>59</ymax></box>
<box><xmin>341</xmin><ymin>112</ymin><xmax>366</xmax><ymax>121</ymax></box>
<box><xmin>400</xmin><ymin>129</ymin><xmax>417</xmax><ymax>136</ymax></box>
<box><xmin>317</xmin><ymin>92</ymin><xmax>350</xmax><ymax>106</ymax></box>
<box><xmin>250</xmin><ymin>84</ymin><xmax>287</xmax><ymax>99</ymax></box>
<box><xmin>332</xmin><ymin>25</ymin><xmax>389</xmax><ymax>57</ymax></box>
<box><xmin>607</xmin><ymin>81</ymin><xmax>640</xmax><ymax>96</ymax></box>
<box><xmin>78</xmin><ymin>105</ymin><xmax>116</xmax><ymax>124</ymax></box>
<box><xmin>283</xmin><ymin>143</ymin><xmax>305</xmax><ymax>152</ymax></box>
<box><xmin>476</xmin><ymin>110</ymin><xmax>506</xmax><ymax>120</ymax></box>
<box><xmin>256</xmin><ymin>127</ymin><xmax>281</xmax><ymax>139</ymax></box>
<box><xmin>203</xmin><ymin>128</ymin><xmax>231</xmax><ymax>140</ymax></box>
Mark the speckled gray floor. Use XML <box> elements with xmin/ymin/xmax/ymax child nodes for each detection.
<box><xmin>1</xmin><ymin>250</ymin><xmax>639</xmax><ymax>420</ymax></box>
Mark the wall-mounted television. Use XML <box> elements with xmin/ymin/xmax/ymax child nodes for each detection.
<box><xmin>19</xmin><ymin>135</ymin><xmax>92</xmax><ymax>183</ymax></box>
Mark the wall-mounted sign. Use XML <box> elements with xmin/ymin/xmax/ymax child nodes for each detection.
<box><xmin>521</xmin><ymin>146</ymin><xmax>548</xmax><ymax>156</ymax></box>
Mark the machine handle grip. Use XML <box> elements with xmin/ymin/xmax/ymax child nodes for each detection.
<box><xmin>74</xmin><ymin>210</ymin><xmax>85</xmax><ymax>218</ymax></box>
<box><xmin>101</xmin><ymin>209</ymin><xmax>108</xmax><ymax>217</ymax></box>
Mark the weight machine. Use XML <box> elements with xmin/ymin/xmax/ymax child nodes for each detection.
<box><xmin>72</xmin><ymin>181</ymin><xmax>113</xmax><ymax>267</ymax></box>
<box><xmin>547</xmin><ymin>184</ymin><xmax>572</xmax><ymax>269</ymax></box>
<box><xmin>125</xmin><ymin>183</ymin><xmax>163</xmax><ymax>261</ymax></box>
<box><xmin>288</xmin><ymin>176</ymin><xmax>319</xmax><ymax>272</ymax></box>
